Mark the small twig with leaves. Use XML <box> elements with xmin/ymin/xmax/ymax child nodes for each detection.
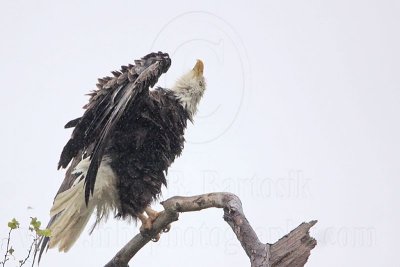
<box><xmin>18</xmin><ymin>236</ymin><xmax>36</xmax><ymax>267</ymax></box>
<box><xmin>1</xmin><ymin>219</ymin><xmax>19</xmax><ymax>267</ymax></box>
<box><xmin>29</xmin><ymin>236</ymin><xmax>40</xmax><ymax>267</ymax></box>
<box><xmin>1</xmin><ymin>229</ymin><xmax>12</xmax><ymax>267</ymax></box>
<box><xmin>0</xmin><ymin>218</ymin><xmax>50</xmax><ymax>267</ymax></box>
<box><xmin>27</xmin><ymin>217</ymin><xmax>50</xmax><ymax>267</ymax></box>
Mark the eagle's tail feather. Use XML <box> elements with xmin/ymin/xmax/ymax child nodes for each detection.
<box><xmin>38</xmin><ymin>157</ymin><xmax>119</xmax><ymax>263</ymax></box>
<box><xmin>48</xmin><ymin>177</ymin><xmax>95</xmax><ymax>252</ymax></box>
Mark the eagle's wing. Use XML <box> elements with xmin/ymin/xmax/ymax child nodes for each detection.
<box><xmin>58</xmin><ymin>51</ymin><xmax>171</xmax><ymax>205</ymax></box>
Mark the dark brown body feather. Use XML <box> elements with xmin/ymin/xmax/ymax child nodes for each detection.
<box><xmin>108</xmin><ymin>89</ymin><xmax>187</xmax><ymax>217</ymax></box>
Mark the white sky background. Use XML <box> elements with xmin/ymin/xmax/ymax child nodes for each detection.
<box><xmin>0</xmin><ymin>0</ymin><xmax>399</xmax><ymax>266</ymax></box>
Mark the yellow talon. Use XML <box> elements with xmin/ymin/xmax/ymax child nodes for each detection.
<box><xmin>137</xmin><ymin>207</ymin><xmax>171</xmax><ymax>242</ymax></box>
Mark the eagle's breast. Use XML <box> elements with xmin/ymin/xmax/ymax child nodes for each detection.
<box><xmin>106</xmin><ymin>88</ymin><xmax>188</xmax><ymax>218</ymax></box>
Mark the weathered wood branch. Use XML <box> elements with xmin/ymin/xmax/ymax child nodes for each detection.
<box><xmin>104</xmin><ymin>192</ymin><xmax>317</xmax><ymax>267</ymax></box>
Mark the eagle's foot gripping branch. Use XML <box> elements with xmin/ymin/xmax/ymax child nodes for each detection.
<box><xmin>138</xmin><ymin>207</ymin><xmax>171</xmax><ymax>242</ymax></box>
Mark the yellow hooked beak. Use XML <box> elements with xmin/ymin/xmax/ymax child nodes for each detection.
<box><xmin>192</xmin><ymin>59</ymin><xmax>204</xmax><ymax>77</ymax></box>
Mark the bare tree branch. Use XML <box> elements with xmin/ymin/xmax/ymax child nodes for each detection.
<box><xmin>104</xmin><ymin>192</ymin><xmax>317</xmax><ymax>267</ymax></box>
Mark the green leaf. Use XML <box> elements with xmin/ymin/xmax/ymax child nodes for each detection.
<box><xmin>30</xmin><ymin>217</ymin><xmax>41</xmax><ymax>231</ymax></box>
<box><xmin>7</xmin><ymin>218</ymin><xmax>20</xmax><ymax>229</ymax></box>
<box><xmin>37</xmin><ymin>228</ymin><xmax>51</xmax><ymax>237</ymax></box>
<box><xmin>8</xmin><ymin>247</ymin><xmax>14</xmax><ymax>255</ymax></box>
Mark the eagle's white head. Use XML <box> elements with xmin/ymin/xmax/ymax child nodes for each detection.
<box><xmin>171</xmin><ymin>60</ymin><xmax>206</xmax><ymax>120</ymax></box>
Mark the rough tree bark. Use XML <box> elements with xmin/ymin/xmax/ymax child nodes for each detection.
<box><xmin>104</xmin><ymin>192</ymin><xmax>317</xmax><ymax>267</ymax></box>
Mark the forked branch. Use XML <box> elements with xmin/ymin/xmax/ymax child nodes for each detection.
<box><xmin>105</xmin><ymin>192</ymin><xmax>317</xmax><ymax>267</ymax></box>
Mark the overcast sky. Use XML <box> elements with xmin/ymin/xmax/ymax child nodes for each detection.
<box><xmin>0</xmin><ymin>1</ymin><xmax>399</xmax><ymax>266</ymax></box>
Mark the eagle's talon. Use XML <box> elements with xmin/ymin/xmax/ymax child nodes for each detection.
<box><xmin>145</xmin><ymin>207</ymin><xmax>161</xmax><ymax>222</ymax></box>
<box><xmin>138</xmin><ymin>207</ymin><xmax>166</xmax><ymax>239</ymax></box>
<box><xmin>138</xmin><ymin>212</ymin><xmax>154</xmax><ymax>233</ymax></box>
<box><xmin>162</xmin><ymin>224</ymin><xmax>171</xmax><ymax>233</ymax></box>
<box><xmin>151</xmin><ymin>233</ymin><xmax>161</xmax><ymax>242</ymax></box>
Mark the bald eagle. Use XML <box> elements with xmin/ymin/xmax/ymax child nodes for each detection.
<box><xmin>38</xmin><ymin>52</ymin><xmax>206</xmax><ymax>260</ymax></box>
